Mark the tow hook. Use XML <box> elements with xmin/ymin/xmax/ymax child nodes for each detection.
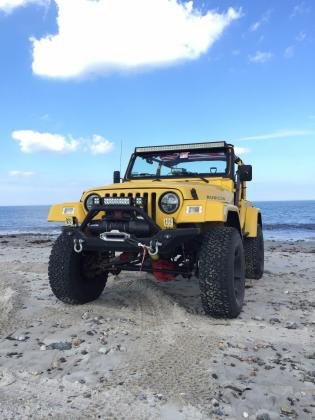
<box><xmin>73</xmin><ymin>238</ymin><xmax>84</xmax><ymax>253</ymax></box>
<box><xmin>148</xmin><ymin>240</ymin><xmax>162</xmax><ymax>256</ymax></box>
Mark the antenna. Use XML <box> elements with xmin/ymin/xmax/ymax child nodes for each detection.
<box><xmin>119</xmin><ymin>139</ymin><xmax>123</xmax><ymax>173</ymax></box>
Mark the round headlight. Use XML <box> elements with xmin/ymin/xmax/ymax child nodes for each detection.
<box><xmin>159</xmin><ymin>192</ymin><xmax>180</xmax><ymax>214</ymax></box>
<box><xmin>84</xmin><ymin>194</ymin><xmax>101</xmax><ymax>211</ymax></box>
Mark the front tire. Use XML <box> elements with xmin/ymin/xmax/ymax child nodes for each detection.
<box><xmin>198</xmin><ymin>227</ymin><xmax>245</xmax><ymax>319</ymax></box>
<box><xmin>244</xmin><ymin>225</ymin><xmax>264</xmax><ymax>279</ymax></box>
<box><xmin>48</xmin><ymin>232</ymin><xmax>108</xmax><ymax>304</ymax></box>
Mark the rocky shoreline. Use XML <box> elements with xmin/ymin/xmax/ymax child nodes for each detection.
<box><xmin>0</xmin><ymin>235</ymin><xmax>314</xmax><ymax>419</ymax></box>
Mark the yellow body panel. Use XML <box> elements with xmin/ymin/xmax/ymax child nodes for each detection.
<box><xmin>244</xmin><ymin>207</ymin><xmax>261</xmax><ymax>237</ymax></box>
<box><xmin>48</xmin><ymin>178</ymin><xmax>260</xmax><ymax>238</ymax></box>
<box><xmin>48</xmin><ymin>202</ymin><xmax>86</xmax><ymax>223</ymax></box>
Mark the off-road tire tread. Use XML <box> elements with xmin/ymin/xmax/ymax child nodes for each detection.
<box><xmin>48</xmin><ymin>232</ymin><xmax>107</xmax><ymax>304</ymax></box>
<box><xmin>199</xmin><ymin>227</ymin><xmax>245</xmax><ymax>319</ymax></box>
<box><xmin>244</xmin><ymin>225</ymin><xmax>264</xmax><ymax>279</ymax></box>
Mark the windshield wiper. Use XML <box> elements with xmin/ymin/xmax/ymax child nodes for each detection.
<box><xmin>184</xmin><ymin>172</ymin><xmax>209</xmax><ymax>183</ymax></box>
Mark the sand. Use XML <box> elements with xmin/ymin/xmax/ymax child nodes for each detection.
<box><xmin>0</xmin><ymin>234</ymin><xmax>314</xmax><ymax>419</ymax></box>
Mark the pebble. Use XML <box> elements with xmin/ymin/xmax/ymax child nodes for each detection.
<box><xmin>211</xmin><ymin>398</ymin><xmax>219</xmax><ymax>407</ymax></box>
<box><xmin>98</xmin><ymin>347</ymin><xmax>110</xmax><ymax>355</ymax></box>
<box><xmin>256</xmin><ymin>413</ymin><xmax>271</xmax><ymax>420</ymax></box>
<box><xmin>252</xmin><ymin>316</ymin><xmax>263</xmax><ymax>321</ymax></box>
<box><xmin>243</xmin><ymin>412</ymin><xmax>249</xmax><ymax>418</ymax></box>
<box><xmin>285</xmin><ymin>322</ymin><xmax>298</xmax><ymax>330</ymax></box>
<box><xmin>72</xmin><ymin>338</ymin><xmax>83</xmax><ymax>347</ymax></box>
<box><xmin>40</xmin><ymin>345</ymin><xmax>47</xmax><ymax>351</ymax></box>
<box><xmin>47</xmin><ymin>342</ymin><xmax>72</xmax><ymax>351</ymax></box>
<box><xmin>269</xmin><ymin>317</ymin><xmax>281</xmax><ymax>324</ymax></box>
<box><xmin>17</xmin><ymin>335</ymin><xmax>27</xmax><ymax>341</ymax></box>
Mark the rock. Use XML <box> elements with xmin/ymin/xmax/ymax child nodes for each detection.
<box><xmin>285</xmin><ymin>322</ymin><xmax>298</xmax><ymax>330</ymax></box>
<box><xmin>305</xmin><ymin>352</ymin><xmax>315</xmax><ymax>359</ymax></box>
<box><xmin>17</xmin><ymin>335</ymin><xmax>27</xmax><ymax>341</ymax></box>
<box><xmin>256</xmin><ymin>413</ymin><xmax>271</xmax><ymax>420</ymax></box>
<box><xmin>72</xmin><ymin>338</ymin><xmax>83</xmax><ymax>347</ymax></box>
<box><xmin>280</xmin><ymin>407</ymin><xmax>297</xmax><ymax>416</ymax></box>
<box><xmin>47</xmin><ymin>342</ymin><xmax>72</xmax><ymax>351</ymax></box>
<box><xmin>211</xmin><ymin>398</ymin><xmax>219</xmax><ymax>407</ymax></box>
<box><xmin>40</xmin><ymin>345</ymin><xmax>47</xmax><ymax>351</ymax></box>
<box><xmin>243</xmin><ymin>412</ymin><xmax>249</xmax><ymax>418</ymax></box>
<box><xmin>52</xmin><ymin>360</ymin><xmax>60</xmax><ymax>369</ymax></box>
<box><xmin>212</xmin><ymin>373</ymin><xmax>218</xmax><ymax>379</ymax></box>
<box><xmin>269</xmin><ymin>317</ymin><xmax>281</xmax><ymax>325</ymax></box>
<box><xmin>252</xmin><ymin>316</ymin><xmax>263</xmax><ymax>321</ymax></box>
<box><xmin>83</xmin><ymin>392</ymin><xmax>91</xmax><ymax>398</ymax></box>
<box><xmin>98</xmin><ymin>347</ymin><xmax>110</xmax><ymax>355</ymax></box>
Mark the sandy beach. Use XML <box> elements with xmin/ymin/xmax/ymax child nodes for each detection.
<box><xmin>0</xmin><ymin>234</ymin><xmax>314</xmax><ymax>419</ymax></box>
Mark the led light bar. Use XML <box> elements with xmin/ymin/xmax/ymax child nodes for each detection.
<box><xmin>103</xmin><ymin>197</ymin><xmax>131</xmax><ymax>206</ymax></box>
<box><xmin>135</xmin><ymin>141</ymin><xmax>226</xmax><ymax>153</ymax></box>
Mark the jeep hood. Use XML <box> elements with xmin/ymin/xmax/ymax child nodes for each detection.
<box><xmin>83</xmin><ymin>179</ymin><xmax>234</xmax><ymax>203</ymax></box>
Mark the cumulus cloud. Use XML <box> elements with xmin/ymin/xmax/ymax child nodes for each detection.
<box><xmin>284</xmin><ymin>46</ymin><xmax>295</xmax><ymax>59</ymax></box>
<box><xmin>9</xmin><ymin>170</ymin><xmax>36</xmax><ymax>177</ymax></box>
<box><xmin>89</xmin><ymin>135</ymin><xmax>114</xmax><ymax>155</ymax></box>
<box><xmin>0</xmin><ymin>0</ymin><xmax>48</xmax><ymax>13</ymax></box>
<box><xmin>31</xmin><ymin>0</ymin><xmax>241</xmax><ymax>78</ymax></box>
<box><xmin>249</xmin><ymin>9</ymin><xmax>272</xmax><ymax>32</ymax></box>
<box><xmin>12</xmin><ymin>129</ymin><xmax>114</xmax><ymax>154</ymax></box>
<box><xmin>238</xmin><ymin>129</ymin><xmax>314</xmax><ymax>141</ymax></box>
<box><xmin>249</xmin><ymin>50</ymin><xmax>273</xmax><ymax>63</ymax></box>
<box><xmin>12</xmin><ymin>130</ymin><xmax>79</xmax><ymax>153</ymax></box>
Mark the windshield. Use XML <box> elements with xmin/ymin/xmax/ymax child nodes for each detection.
<box><xmin>128</xmin><ymin>150</ymin><xmax>228</xmax><ymax>179</ymax></box>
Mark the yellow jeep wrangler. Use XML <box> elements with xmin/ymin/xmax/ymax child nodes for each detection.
<box><xmin>48</xmin><ymin>141</ymin><xmax>264</xmax><ymax>318</ymax></box>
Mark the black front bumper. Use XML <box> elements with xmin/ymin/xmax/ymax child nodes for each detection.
<box><xmin>65</xmin><ymin>204</ymin><xmax>200</xmax><ymax>253</ymax></box>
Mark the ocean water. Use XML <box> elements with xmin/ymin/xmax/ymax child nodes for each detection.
<box><xmin>0</xmin><ymin>201</ymin><xmax>314</xmax><ymax>240</ymax></box>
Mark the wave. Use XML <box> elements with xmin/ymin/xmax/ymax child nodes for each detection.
<box><xmin>264</xmin><ymin>223</ymin><xmax>315</xmax><ymax>231</ymax></box>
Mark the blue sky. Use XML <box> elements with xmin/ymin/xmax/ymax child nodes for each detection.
<box><xmin>0</xmin><ymin>0</ymin><xmax>314</xmax><ymax>205</ymax></box>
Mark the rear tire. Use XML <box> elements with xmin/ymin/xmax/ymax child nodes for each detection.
<box><xmin>48</xmin><ymin>232</ymin><xmax>108</xmax><ymax>304</ymax></box>
<box><xmin>198</xmin><ymin>227</ymin><xmax>245</xmax><ymax>319</ymax></box>
<box><xmin>244</xmin><ymin>225</ymin><xmax>264</xmax><ymax>279</ymax></box>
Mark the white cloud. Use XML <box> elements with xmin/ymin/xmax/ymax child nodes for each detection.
<box><xmin>291</xmin><ymin>2</ymin><xmax>310</xmax><ymax>18</ymax></box>
<box><xmin>0</xmin><ymin>0</ymin><xmax>48</xmax><ymax>13</ymax></box>
<box><xmin>284</xmin><ymin>46</ymin><xmax>295</xmax><ymax>59</ymax></box>
<box><xmin>249</xmin><ymin>21</ymin><xmax>261</xmax><ymax>32</ymax></box>
<box><xmin>12</xmin><ymin>130</ymin><xmax>79</xmax><ymax>153</ymax></box>
<box><xmin>12</xmin><ymin>129</ymin><xmax>114</xmax><ymax>154</ymax></box>
<box><xmin>296</xmin><ymin>31</ymin><xmax>306</xmax><ymax>42</ymax></box>
<box><xmin>238</xmin><ymin>129</ymin><xmax>314</xmax><ymax>141</ymax></box>
<box><xmin>249</xmin><ymin>50</ymin><xmax>273</xmax><ymax>63</ymax></box>
<box><xmin>31</xmin><ymin>0</ymin><xmax>241</xmax><ymax>78</ymax></box>
<box><xmin>249</xmin><ymin>9</ymin><xmax>272</xmax><ymax>32</ymax></box>
<box><xmin>234</xmin><ymin>146</ymin><xmax>250</xmax><ymax>155</ymax></box>
<box><xmin>89</xmin><ymin>135</ymin><xmax>114</xmax><ymax>155</ymax></box>
<box><xmin>9</xmin><ymin>170</ymin><xmax>36</xmax><ymax>177</ymax></box>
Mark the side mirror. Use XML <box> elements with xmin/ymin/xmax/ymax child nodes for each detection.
<box><xmin>113</xmin><ymin>170</ymin><xmax>121</xmax><ymax>183</ymax></box>
<box><xmin>238</xmin><ymin>165</ymin><xmax>252</xmax><ymax>182</ymax></box>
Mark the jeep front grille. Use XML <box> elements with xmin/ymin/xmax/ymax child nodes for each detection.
<box><xmin>104</xmin><ymin>192</ymin><xmax>157</xmax><ymax>221</ymax></box>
